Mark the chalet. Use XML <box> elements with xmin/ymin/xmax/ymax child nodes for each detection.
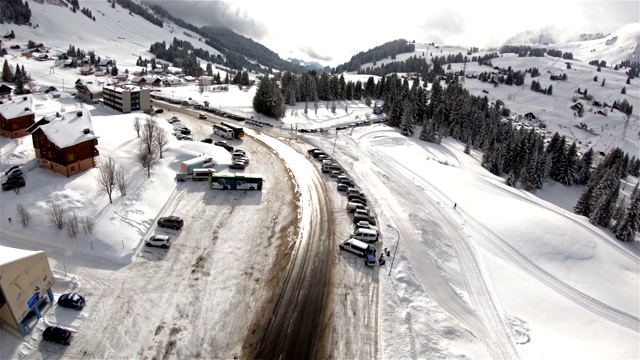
<box><xmin>62</xmin><ymin>59</ymin><xmax>74</xmax><ymax>67</ymax></box>
<box><xmin>33</xmin><ymin>53</ymin><xmax>49</xmax><ymax>61</ymax></box>
<box><xmin>0</xmin><ymin>95</ymin><xmax>35</xmax><ymax>138</ymax></box>
<box><xmin>98</xmin><ymin>58</ymin><xmax>113</xmax><ymax>67</ymax></box>
<box><xmin>198</xmin><ymin>76</ymin><xmax>215</xmax><ymax>86</ymax></box>
<box><xmin>27</xmin><ymin>109</ymin><xmax>99</xmax><ymax>178</ymax></box>
<box><xmin>75</xmin><ymin>77</ymin><xmax>107</xmax><ymax>103</ymax></box>
<box><xmin>592</xmin><ymin>100</ymin><xmax>602</xmax><ymax>107</ymax></box>
<box><xmin>129</xmin><ymin>76</ymin><xmax>147</xmax><ymax>87</ymax></box>
<box><xmin>80</xmin><ymin>66</ymin><xmax>94</xmax><ymax>76</ymax></box>
<box><xmin>114</xmin><ymin>73</ymin><xmax>129</xmax><ymax>83</ymax></box>
<box><xmin>21</xmin><ymin>50</ymin><xmax>35</xmax><ymax>58</ymax></box>
<box><xmin>163</xmin><ymin>76</ymin><xmax>184</xmax><ymax>87</ymax></box>
<box><xmin>148</xmin><ymin>77</ymin><xmax>162</xmax><ymax>87</ymax></box>
<box><xmin>0</xmin><ymin>84</ymin><xmax>12</xmax><ymax>99</ymax></box>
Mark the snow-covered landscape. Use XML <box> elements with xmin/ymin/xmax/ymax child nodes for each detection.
<box><xmin>0</xmin><ymin>1</ymin><xmax>639</xmax><ymax>359</ymax></box>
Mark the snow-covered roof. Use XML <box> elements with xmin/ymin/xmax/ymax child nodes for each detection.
<box><xmin>163</xmin><ymin>76</ymin><xmax>183</xmax><ymax>85</ymax></box>
<box><xmin>76</xmin><ymin>77</ymin><xmax>108</xmax><ymax>94</ymax></box>
<box><xmin>37</xmin><ymin>108</ymin><xmax>99</xmax><ymax>148</ymax></box>
<box><xmin>0</xmin><ymin>245</ymin><xmax>44</xmax><ymax>266</ymax></box>
<box><xmin>104</xmin><ymin>84</ymin><xmax>145</xmax><ymax>93</ymax></box>
<box><xmin>98</xmin><ymin>58</ymin><xmax>112</xmax><ymax>66</ymax></box>
<box><xmin>0</xmin><ymin>94</ymin><xmax>35</xmax><ymax>119</ymax></box>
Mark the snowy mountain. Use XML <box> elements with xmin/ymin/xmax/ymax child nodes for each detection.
<box><xmin>504</xmin><ymin>26</ymin><xmax>571</xmax><ymax>45</ymax></box>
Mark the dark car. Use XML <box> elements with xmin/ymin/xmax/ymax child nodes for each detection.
<box><xmin>2</xmin><ymin>177</ymin><xmax>25</xmax><ymax>191</ymax></box>
<box><xmin>157</xmin><ymin>216</ymin><xmax>184</xmax><ymax>229</ymax></box>
<box><xmin>42</xmin><ymin>326</ymin><xmax>72</xmax><ymax>346</ymax></box>
<box><xmin>58</xmin><ymin>293</ymin><xmax>85</xmax><ymax>310</ymax></box>
<box><xmin>198</xmin><ymin>114</ymin><xmax>207</xmax><ymax>119</ymax></box>
<box><xmin>201</xmin><ymin>138</ymin><xmax>213</xmax><ymax>144</ymax></box>
<box><xmin>214</xmin><ymin>141</ymin><xmax>234</xmax><ymax>152</ymax></box>
<box><xmin>154</xmin><ymin>108</ymin><xmax>164</xmax><ymax>114</ymax></box>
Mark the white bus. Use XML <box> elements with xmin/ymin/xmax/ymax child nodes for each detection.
<box><xmin>213</xmin><ymin>124</ymin><xmax>234</xmax><ymax>139</ymax></box>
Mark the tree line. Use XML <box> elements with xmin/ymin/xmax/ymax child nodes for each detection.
<box><xmin>0</xmin><ymin>0</ymin><xmax>31</xmax><ymax>25</ymax></box>
<box><xmin>332</xmin><ymin>39</ymin><xmax>415</xmax><ymax>74</ymax></box>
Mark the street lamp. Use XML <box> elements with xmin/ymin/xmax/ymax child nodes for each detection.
<box><xmin>387</xmin><ymin>224</ymin><xmax>400</xmax><ymax>276</ymax></box>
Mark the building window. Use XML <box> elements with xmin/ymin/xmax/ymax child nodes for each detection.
<box><xmin>70</xmin><ymin>165</ymin><xmax>76</xmax><ymax>171</ymax></box>
<box><xmin>68</xmin><ymin>153</ymin><xmax>76</xmax><ymax>161</ymax></box>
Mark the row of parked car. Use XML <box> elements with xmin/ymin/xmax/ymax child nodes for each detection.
<box><xmin>2</xmin><ymin>165</ymin><xmax>26</xmax><ymax>191</ymax></box>
<box><xmin>166</xmin><ymin>116</ymin><xmax>193</xmax><ymax>141</ymax></box>
<box><xmin>307</xmin><ymin>148</ymin><xmax>380</xmax><ymax>266</ymax></box>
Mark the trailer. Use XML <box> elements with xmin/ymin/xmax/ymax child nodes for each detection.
<box><xmin>180</xmin><ymin>156</ymin><xmax>215</xmax><ymax>175</ymax></box>
<box><xmin>220</xmin><ymin>122</ymin><xmax>245</xmax><ymax>139</ymax></box>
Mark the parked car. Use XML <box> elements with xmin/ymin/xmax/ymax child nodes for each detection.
<box><xmin>356</xmin><ymin>221</ymin><xmax>380</xmax><ymax>234</ymax></box>
<box><xmin>230</xmin><ymin>161</ymin><xmax>246</xmax><ymax>170</ymax></box>
<box><xmin>337</xmin><ymin>183</ymin><xmax>349</xmax><ymax>192</ymax></box>
<box><xmin>214</xmin><ymin>141</ymin><xmax>234</xmax><ymax>152</ymax></box>
<box><xmin>157</xmin><ymin>216</ymin><xmax>184</xmax><ymax>229</ymax></box>
<box><xmin>330</xmin><ymin>170</ymin><xmax>344</xmax><ymax>177</ymax></box>
<box><xmin>167</xmin><ymin>117</ymin><xmax>181</xmax><ymax>124</ymax></box>
<box><xmin>58</xmin><ymin>292</ymin><xmax>85</xmax><ymax>310</ymax></box>
<box><xmin>201</xmin><ymin>138</ymin><xmax>213</xmax><ymax>144</ymax></box>
<box><xmin>353</xmin><ymin>214</ymin><xmax>376</xmax><ymax>226</ymax></box>
<box><xmin>154</xmin><ymin>108</ymin><xmax>164</xmax><ymax>113</ymax></box>
<box><xmin>2</xmin><ymin>177</ymin><xmax>25</xmax><ymax>191</ymax></box>
<box><xmin>198</xmin><ymin>114</ymin><xmax>207</xmax><ymax>119</ymax></box>
<box><xmin>42</xmin><ymin>326</ymin><xmax>72</xmax><ymax>346</ymax></box>
<box><xmin>146</xmin><ymin>234</ymin><xmax>171</xmax><ymax>249</ymax></box>
<box><xmin>307</xmin><ymin>148</ymin><xmax>320</xmax><ymax>155</ymax></box>
<box><xmin>338</xmin><ymin>179</ymin><xmax>356</xmax><ymax>188</ymax></box>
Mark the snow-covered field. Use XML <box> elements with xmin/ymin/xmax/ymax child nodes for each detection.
<box><xmin>0</xmin><ymin>2</ymin><xmax>639</xmax><ymax>358</ymax></box>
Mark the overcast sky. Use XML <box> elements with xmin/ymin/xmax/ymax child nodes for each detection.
<box><xmin>147</xmin><ymin>0</ymin><xmax>639</xmax><ymax>66</ymax></box>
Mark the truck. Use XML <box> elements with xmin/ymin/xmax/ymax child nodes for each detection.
<box><xmin>179</xmin><ymin>156</ymin><xmax>215</xmax><ymax>175</ymax></box>
<box><xmin>220</xmin><ymin>122</ymin><xmax>244</xmax><ymax>139</ymax></box>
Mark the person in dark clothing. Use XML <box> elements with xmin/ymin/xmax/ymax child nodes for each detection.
<box><xmin>454</xmin><ymin>203</ymin><xmax>457</xmax><ymax>209</ymax></box>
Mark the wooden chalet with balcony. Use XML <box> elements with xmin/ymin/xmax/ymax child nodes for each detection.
<box><xmin>0</xmin><ymin>95</ymin><xmax>35</xmax><ymax>138</ymax></box>
<box><xmin>27</xmin><ymin>109</ymin><xmax>99</xmax><ymax>177</ymax></box>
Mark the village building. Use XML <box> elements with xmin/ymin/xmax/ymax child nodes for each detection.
<box><xmin>0</xmin><ymin>94</ymin><xmax>35</xmax><ymax>138</ymax></box>
<box><xmin>75</xmin><ymin>77</ymin><xmax>107</xmax><ymax>103</ymax></box>
<box><xmin>27</xmin><ymin>108</ymin><xmax>100</xmax><ymax>177</ymax></box>
<box><xmin>0</xmin><ymin>84</ymin><xmax>12</xmax><ymax>99</ymax></box>
<box><xmin>102</xmin><ymin>84</ymin><xmax>150</xmax><ymax>113</ymax></box>
<box><xmin>0</xmin><ymin>246</ymin><xmax>55</xmax><ymax>336</ymax></box>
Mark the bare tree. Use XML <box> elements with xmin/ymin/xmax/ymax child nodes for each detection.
<box><xmin>137</xmin><ymin>144</ymin><xmax>158</xmax><ymax>178</ymax></box>
<box><xmin>65</xmin><ymin>211</ymin><xmax>79</xmax><ymax>238</ymax></box>
<box><xmin>141</xmin><ymin>116</ymin><xmax>160</xmax><ymax>152</ymax></box>
<box><xmin>96</xmin><ymin>156</ymin><xmax>118</xmax><ymax>204</ymax></box>
<box><xmin>16</xmin><ymin>203</ymin><xmax>32</xmax><ymax>228</ymax></box>
<box><xmin>133</xmin><ymin>116</ymin><xmax>142</xmax><ymax>138</ymax></box>
<box><xmin>47</xmin><ymin>199</ymin><xmax>65</xmax><ymax>230</ymax></box>
<box><xmin>154</xmin><ymin>128</ymin><xmax>169</xmax><ymax>159</ymax></box>
<box><xmin>116</xmin><ymin>164</ymin><xmax>128</xmax><ymax>197</ymax></box>
<box><xmin>81</xmin><ymin>215</ymin><xmax>96</xmax><ymax>234</ymax></box>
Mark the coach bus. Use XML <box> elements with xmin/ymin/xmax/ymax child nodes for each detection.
<box><xmin>213</xmin><ymin>124</ymin><xmax>234</xmax><ymax>139</ymax></box>
<box><xmin>209</xmin><ymin>172</ymin><xmax>263</xmax><ymax>190</ymax></box>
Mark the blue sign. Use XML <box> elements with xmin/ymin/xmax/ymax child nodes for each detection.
<box><xmin>27</xmin><ymin>293</ymin><xmax>39</xmax><ymax>308</ymax></box>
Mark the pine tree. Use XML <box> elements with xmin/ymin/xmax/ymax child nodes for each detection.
<box><xmin>614</xmin><ymin>186</ymin><xmax>639</xmax><ymax>241</ymax></box>
<box><xmin>590</xmin><ymin>182</ymin><xmax>620</xmax><ymax>227</ymax></box>
<box><xmin>574</xmin><ymin>182</ymin><xmax>597</xmax><ymax>216</ymax></box>
<box><xmin>2</xmin><ymin>59</ymin><xmax>14</xmax><ymax>82</ymax></box>
<box><xmin>400</xmin><ymin>99</ymin><xmax>415</xmax><ymax>136</ymax></box>
<box><xmin>621</xmin><ymin>87</ymin><xmax>626</xmax><ymax>94</ymax></box>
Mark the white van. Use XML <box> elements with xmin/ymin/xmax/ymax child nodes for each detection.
<box><xmin>350</xmin><ymin>228</ymin><xmax>378</xmax><ymax>243</ymax></box>
<box><xmin>192</xmin><ymin>168</ymin><xmax>216</xmax><ymax>181</ymax></box>
<box><xmin>339</xmin><ymin>238</ymin><xmax>376</xmax><ymax>257</ymax></box>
